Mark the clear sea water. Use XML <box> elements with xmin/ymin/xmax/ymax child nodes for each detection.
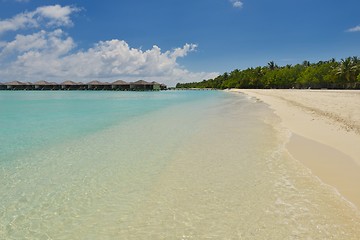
<box><xmin>1</xmin><ymin>90</ymin><xmax>360</xmax><ymax>239</ymax></box>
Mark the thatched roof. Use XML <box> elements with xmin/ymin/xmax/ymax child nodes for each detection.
<box><xmin>132</xmin><ymin>80</ymin><xmax>151</xmax><ymax>85</ymax></box>
<box><xmin>61</xmin><ymin>80</ymin><xmax>78</xmax><ymax>85</ymax></box>
<box><xmin>151</xmin><ymin>81</ymin><xmax>161</xmax><ymax>85</ymax></box>
<box><xmin>34</xmin><ymin>80</ymin><xmax>52</xmax><ymax>85</ymax></box>
<box><xmin>87</xmin><ymin>80</ymin><xmax>110</xmax><ymax>85</ymax></box>
<box><xmin>112</xmin><ymin>80</ymin><xmax>129</xmax><ymax>85</ymax></box>
<box><xmin>5</xmin><ymin>81</ymin><xmax>27</xmax><ymax>85</ymax></box>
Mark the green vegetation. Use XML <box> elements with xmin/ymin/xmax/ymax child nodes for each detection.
<box><xmin>176</xmin><ymin>57</ymin><xmax>360</xmax><ymax>89</ymax></box>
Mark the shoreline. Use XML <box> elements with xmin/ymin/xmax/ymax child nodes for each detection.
<box><xmin>230</xmin><ymin>89</ymin><xmax>360</xmax><ymax>210</ymax></box>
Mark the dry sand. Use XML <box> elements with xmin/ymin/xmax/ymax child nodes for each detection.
<box><xmin>230</xmin><ymin>89</ymin><xmax>360</xmax><ymax>209</ymax></box>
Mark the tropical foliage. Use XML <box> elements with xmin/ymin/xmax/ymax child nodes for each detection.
<box><xmin>176</xmin><ymin>57</ymin><xmax>360</xmax><ymax>89</ymax></box>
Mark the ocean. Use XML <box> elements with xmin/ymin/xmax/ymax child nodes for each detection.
<box><xmin>0</xmin><ymin>90</ymin><xmax>359</xmax><ymax>239</ymax></box>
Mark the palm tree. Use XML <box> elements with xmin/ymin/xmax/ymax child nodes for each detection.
<box><xmin>302</xmin><ymin>60</ymin><xmax>311</xmax><ymax>67</ymax></box>
<box><xmin>351</xmin><ymin>56</ymin><xmax>359</xmax><ymax>64</ymax></box>
<box><xmin>351</xmin><ymin>56</ymin><xmax>360</xmax><ymax>76</ymax></box>
<box><xmin>336</xmin><ymin>58</ymin><xmax>351</xmax><ymax>82</ymax></box>
<box><xmin>267</xmin><ymin>61</ymin><xmax>278</xmax><ymax>70</ymax></box>
<box><xmin>336</xmin><ymin>57</ymin><xmax>357</xmax><ymax>83</ymax></box>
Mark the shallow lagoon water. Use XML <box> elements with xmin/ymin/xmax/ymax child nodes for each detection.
<box><xmin>1</xmin><ymin>91</ymin><xmax>360</xmax><ymax>239</ymax></box>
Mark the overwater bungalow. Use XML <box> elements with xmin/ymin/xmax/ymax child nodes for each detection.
<box><xmin>4</xmin><ymin>81</ymin><xmax>33</xmax><ymax>90</ymax></box>
<box><xmin>34</xmin><ymin>81</ymin><xmax>60</xmax><ymax>90</ymax></box>
<box><xmin>130</xmin><ymin>80</ymin><xmax>154</xmax><ymax>91</ymax></box>
<box><xmin>151</xmin><ymin>81</ymin><xmax>161</xmax><ymax>91</ymax></box>
<box><xmin>0</xmin><ymin>82</ymin><xmax>6</xmax><ymax>90</ymax></box>
<box><xmin>160</xmin><ymin>84</ymin><xmax>167</xmax><ymax>90</ymax></box>
<box><xmin>61</xmin><ymin>81</ymin><xmax>85</xmax><ymax>90</ymax></box>
<box><xmin>151</xmin><ymin>81</ymin><xmax>167</xmax><ymax>91</ymax></box>
<box><xmin>87</xmin><ymin>80</ymin><xmax>112</xmax><ymax>90</ymax></box>
<box><xmin>0</xmin><ymin>80</ymin><xmax>167</xmax><ymax>91</ymax></box>
<box><xmin>111</xmin><ymin>80</ymin><xmax>131</xmax><ymax>91</ymax></box>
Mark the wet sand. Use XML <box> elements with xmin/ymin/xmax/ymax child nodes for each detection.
<box><xmin>230</xmin><ymin>89</ymin><xmax>360</xmax><ymax>209</ymax></box>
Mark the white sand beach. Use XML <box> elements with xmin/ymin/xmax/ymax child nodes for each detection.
<box><xmin>231</xmin><ymin>89</ymin><xmax>360</xmax><ymax>209</ymax></box>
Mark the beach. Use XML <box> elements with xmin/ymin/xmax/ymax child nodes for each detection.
<box><xmin>2</xmin><ymin>90</ymin><xmax>360</xmax><ymax>239</ymax></box>
<box><xmin>231</xmin><ymin>89</ymin><xmax>360</xmax><ymax>209</ymax></box>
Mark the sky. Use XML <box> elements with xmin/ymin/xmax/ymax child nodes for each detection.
<box><xmin>0</xmin><ymin>0</ymin><xmax>359</xmax><ymax>86</ymax></box>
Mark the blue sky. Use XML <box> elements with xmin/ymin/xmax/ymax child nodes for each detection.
<box><xmin>0</xmin><ymin>0</ymin><xmax>359</xmax><ymax>86</ymax></box>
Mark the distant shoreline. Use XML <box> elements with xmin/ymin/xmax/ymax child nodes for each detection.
<box><xmin>230</xmin><ymin>88</ymin><xmax>360</xmax><ymax>210</ymax></box>
<box><xmin>176</xmin><ymin>57</ymin><xmax>360</xmax><ymax>90</ymax></box>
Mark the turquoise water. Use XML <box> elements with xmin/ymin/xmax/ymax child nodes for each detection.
<box><xmin>0</xmin><ymin>91</ymin><xmax>206</xmax><ymax>163</ymax></box>
<box><xmin>1</xmin><ymin>90</ymin><xmax>360</xmax><ymax>239</ymax></box>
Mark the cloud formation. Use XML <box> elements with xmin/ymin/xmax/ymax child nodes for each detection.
<box><xmin>0</xmin><ymin>5</ymin><xmax>79</xmax><ymax>34</ymax></box>
<box><xmin>347</xmin><ymin>25</ymin><xmax>360</xmax><ymax>32</ymax></box>
<box><xmin>230</xmin><ymin>0</ymin><xmax>243</xmax><ymax>8</ymax></box>
<box><xmin>0</xmin><ymin>5</ymin><xmax>218</xmax><ymax>86</ymax></box>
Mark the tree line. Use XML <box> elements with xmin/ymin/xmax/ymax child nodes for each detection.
<box><xmin>176</xmin><ymin>57</ymin><xmax>360</xmax><ymax>89</ymax></box>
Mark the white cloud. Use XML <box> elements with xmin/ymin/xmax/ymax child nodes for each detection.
<box><xmin>0</xmin><ymin>30</ymin><xmax>218</xmax><ymax>86</ymax></box>
<box><xmin>0</xmin><ymin>5</ymin><xmax>218</xmax><ymax>86</ymax></box>
<box><xmin>0</xmin><ymin>12</ymin><xmax>37</xmax><ymax>34</ymax></box>
<box><xmin>0</xmin><ymin>5</ymin><xmax>79</xmax><ymax>34</ymax></box>
<box><xmin>35</xmin><ymin>5</ymin><xmax>78</xmax><ymax>27</ymax></box>
<box><xmin>230</xmin><ymin>0</ymin><xmax>243</xmax><ymax>8</ymax></box>
<box><xmin>347</xmin><ymin>25</ymin><xmax>360</xmax><ymax>32</ymax></box>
